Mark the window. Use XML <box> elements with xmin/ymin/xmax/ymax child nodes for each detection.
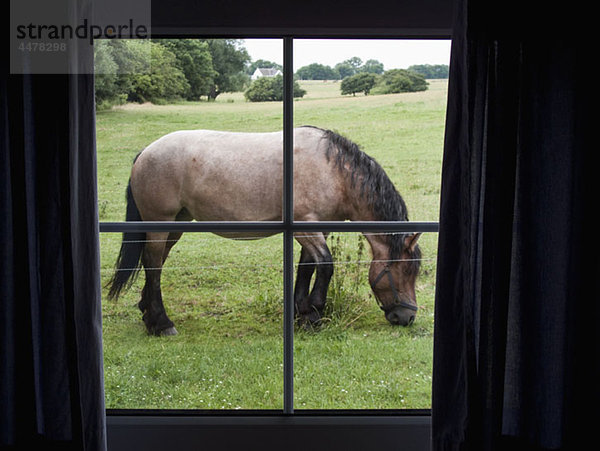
<box><xmin>98</xmin><ymin>33</ymin><xmax>451</xmax><ymax>450</ymax></box>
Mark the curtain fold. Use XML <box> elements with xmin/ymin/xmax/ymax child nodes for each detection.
<box><xmin>1</xmin><ymin>14</ymin><xmax>105</xmax><ymax>451</ymax></box>
<box><xmin>432</xmin><ymin>1</ymin><xmax>596</xmax><ymax>450</ymax></box>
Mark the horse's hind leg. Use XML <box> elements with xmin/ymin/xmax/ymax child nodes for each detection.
<box><xmin>160</xmin><ymin>208</ymin><xmax>191</xmax><ymax>263</ymax></box>
<box><xmin>139</xmin><ymin>231</ymin><xmax>177</xmax><ymax>336</ymax></box>
<box><xmin>162</xmin><ymin>231</ymin><xmax>183</xmax><ymax>263</ymax></box>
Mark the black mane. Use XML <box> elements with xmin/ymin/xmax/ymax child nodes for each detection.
<box><xmin>307</xmin><ymin>126</ymin><xmax>418</xmax><ymax>263</ymax></box>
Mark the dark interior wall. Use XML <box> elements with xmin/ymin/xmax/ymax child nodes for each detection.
<box><xmin>151</xmin><ymin>0</ymin><xmax>455</xmax><ymax>37</ymax></box>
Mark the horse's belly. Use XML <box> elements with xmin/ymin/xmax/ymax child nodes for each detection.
<box><xmin>183</xmin><ymin>164</ymin><xmax>283</xmax><ymax>222</ymax></box>
<box><xmin>185</xmin><ymin>197</ymin><xmax>282</xmax><ymax>222</ymax></box>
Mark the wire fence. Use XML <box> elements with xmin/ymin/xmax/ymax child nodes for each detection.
<box><xmin>99</xmin><ymin>257</ymin><xmax>435</xmax><ymax>273</ymax></box>
<box><xmin>99</xmin><ymin>231</ymin><xmax>436</xmax><ymax>273</ymax></box>
<box><xmin>116</xmin><ymin>231</ymin><xmax>421</xmax><ymax>244</ymax></box>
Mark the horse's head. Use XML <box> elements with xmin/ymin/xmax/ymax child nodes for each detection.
<box><xmin>368</xmin><ymin>233</ymin><xmax>422</xmax><ymax>326</ymax></box>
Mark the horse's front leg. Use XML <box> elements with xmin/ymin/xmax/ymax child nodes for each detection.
<box><xmin>294</xmin><ymin>247</ymin><xmax>316</xmax><ymax>321</ymax></box>
<box><xmin>294</xmin><ymin>234</ymin><xmax>333</xmax><ymax>327</ymax></box>
<box><xmin>307</xmin><ymin>242</ymin><xmax>333</xmax><ymax>322</ymax></box>
<box><xmin>139</xmin><ymin>232</ymin><xmax>177</xmax><ymax>336</ymax></box>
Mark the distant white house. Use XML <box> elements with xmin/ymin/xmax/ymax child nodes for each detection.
<box><xmin>251</xmin><ymin>68</ymin><xmax>283</xmax><ymax>80</ymax></box>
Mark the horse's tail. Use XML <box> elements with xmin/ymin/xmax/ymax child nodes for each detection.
<box><xmin>107</xmin><ymin>157</ymin><xmax>145</xmax><ymax>300</ymax></box>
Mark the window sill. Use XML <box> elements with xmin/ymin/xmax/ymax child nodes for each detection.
<box><xmin>107</xmin><ymin>410</ymin><xmax>431</xmax><ymax>451</ymax></box>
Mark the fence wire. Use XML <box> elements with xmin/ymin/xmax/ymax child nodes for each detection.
<box><xmin>100</xmin><ymin>231</ymin><xmax>435</xmax><ymax>273</ymax></box>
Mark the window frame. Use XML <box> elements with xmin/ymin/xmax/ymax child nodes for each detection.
<box><xmin>100</xmin><ymin>32</ymin><xmax>448</xmax><ymax>450</ymax></box>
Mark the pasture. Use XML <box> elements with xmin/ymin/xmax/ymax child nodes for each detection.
<box><xmin>97</xmin><ymin>79</ymin><xmax>447</xmax><ymax>410</ymax></box>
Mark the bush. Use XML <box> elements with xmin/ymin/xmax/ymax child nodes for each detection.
<box><xmin>340</xmin><ymin>73</ymin><xmax>378</xmax><ymax>96</ymax></box>
<box><xmin>244</xmin><ymin>75</ymin><xmax>306</xmax><ymax>102</ymax></box>
<box><xmin>378</xmin><ymin>69</ymin><xmax>428</xmax><ymax>94</ymax></box>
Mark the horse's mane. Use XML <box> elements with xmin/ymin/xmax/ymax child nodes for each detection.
<box><xmin>305</xmin><ymin>126</ymin><xmax>420</xmax><ymax>264</ymax></box>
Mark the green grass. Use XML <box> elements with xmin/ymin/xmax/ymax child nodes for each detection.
<box><xmin>98</xmin><ymin>79</ymin><xmax>447</xmax><ymax>410</ymax></box>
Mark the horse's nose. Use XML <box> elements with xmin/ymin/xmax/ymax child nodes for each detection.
<box><xmin>386</xmin><ymin>308</ymin><xmax>415</xmax><ymax>326</ymax></box>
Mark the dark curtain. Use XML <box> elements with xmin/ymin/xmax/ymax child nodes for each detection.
<box><xmin>1</xmin><ymin>13</ymin><xmax>105</xmax><ymax>451</ymax></box>
<box><xmin>432</xmin><ymin>1</ymin><xmax>597</xmax><ymax>450</ymax></box>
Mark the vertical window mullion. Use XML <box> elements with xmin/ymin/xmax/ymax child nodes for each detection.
<box><xmin>283</xmin><ymin>36</ymin><xmax>294</xmax><ymax>415</ymax></box>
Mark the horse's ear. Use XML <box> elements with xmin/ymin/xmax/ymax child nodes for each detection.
<box><xmin>404</xmin><ymin>233</ymin><xmax>422</xmax><ymax>252</ymax></box>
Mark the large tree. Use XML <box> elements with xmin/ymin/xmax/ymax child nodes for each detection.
<box><xmin>360</xmin><ymin>59</ymin><xmax>385</xmax><ymax>75</ymax></box>
<box><xmin>127</xmin><ymin>42</ymin><xmax>189</xmax><ymax>103</ymax></box>
<box><xmin>340</xmin><ymin>73</ymin><xmax>377</xmax><ymax>96</ymax></box>
<box><xmin>205</xmin><ymin>39</ymin><xmax>250</xmax><ymax>100</ymax></box>
<box><xmin>334</xmin><ymin>57</ymin><xmax>363</xmax><ymax>78</ymax></box>
<box><xmin>94</xmin><ymin>40</ymin><xmax>189</xmax><ymax>106</ymax></box>
<box><xmin>159</xmin><ymin>39</ymin><xmax>216</xmax><ymax>100</ymax></box>
<box><xmin>93</xmin><ymin>40</ymin><xmax>119</xmax><ymax>105</ymax></box>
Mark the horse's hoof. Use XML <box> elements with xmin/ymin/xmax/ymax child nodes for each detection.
<box><xmin>160</xmin><ymin>326</ymin><xmax>178</xmax><ymax>336</ymax></box>
<box><xmin>296</xmin><ymin>311</ymin><xmax>323</xmax><ymax>331</ymax></box>
<box><xmin>301</xmin><ymin>321</ymin><xmax>322</xmax><ymax>332</ymax></box>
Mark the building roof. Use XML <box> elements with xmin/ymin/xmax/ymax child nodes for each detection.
<box><xmin>254</xmin><ymin>68</ymin><xmax>282</xmax><ymax>77</ymax></box>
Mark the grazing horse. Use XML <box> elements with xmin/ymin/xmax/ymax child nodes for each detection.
<box><xmin>107</xmin><ymin>126</ymin><xmax>422</xmax><ymax>336</ymax></box>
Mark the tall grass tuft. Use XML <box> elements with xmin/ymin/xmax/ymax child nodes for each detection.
<box><xmin>324</xmin><ymin>234</ymin><xmax>372</xmax><ymax>329</ymax></box>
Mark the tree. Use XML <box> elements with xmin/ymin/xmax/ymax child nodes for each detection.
<box><xmin>205</xmin><ymin>39</ymin><xmax>250</xmax><ymax>100</ymax></box>
<box><xmin>108</xmin><ymin>40</ymin><xmax>152</xmax><ymax>101</ymax></box>
<box><xmin>378</xmin><ymin>69</ymin><xmax>428</xmax><ymax>94</ymax></box>
<box><xmin>94</xmin><ymin>40</ymin><xmax>154</xmax><ymax>107</ymax></box>
<box><xmin>334</xmin><ymin>62</ymin><xmax>355</xmax><ymax>79</ymax></box>
<box><xmin>344</xmin><ymin>57</ymin><xmax>363</xmax><ymax>71</ymax></box>
<box><xmin>333</xmin><ymin>57</ymin><xmax>363</xmax><ymax>79</ymax></box>
<box><xmin>244</xmin><ymin>75</ymin><xmax>306</xmax><ymax>102</ymax></box>
<box><xmin>127</xmin><ymin>42</ymin><xmax>189</xmax><ymax>103</ymax></box>
<box><xmin>94</xmin><ymin>40</ymin><xmax>119</xmax><ymax>105</ymax></box>
<box><xmin>159</xmin><ymin>39</ymin><xmax>217</xmax><ymax>100</ymax></box>
<box><xmin>407</xmin><ymin>64</ymin><xmax>449</xmax><ymax>79</ymax></box>
<box><xmin>340</xmin><ymin>73</ymin><xmax>378</xmax><ymax>96</ymax></box>
<box><xmin>360</xmin><ymin>59</ymin><xmax>385</xmax><ymax>75</ymax></box>
<box><xmin>295</xmin><ymin>63</ymin><xmax>339</xmax><ymax>80</ymax></box>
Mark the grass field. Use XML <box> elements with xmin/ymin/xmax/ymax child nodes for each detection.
<box><xmin>97</xmin><ymin>79</ymin><xmax>447</xmax><ymax>410</ymax></box>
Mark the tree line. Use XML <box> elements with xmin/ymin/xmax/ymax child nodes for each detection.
<box><xmin>94</xmin><ymin>39</ymin><xmax>449</xmax><ymax>107</ymax></box>
<box><xmin>94</xmin><ymin>39</ymin><xmax>250</xmax><ymax>107</ymax></box>
<box><xmin>294</xmin><ymin>59</ymin><xmax>448</xmax><ymax>81</ymax></box>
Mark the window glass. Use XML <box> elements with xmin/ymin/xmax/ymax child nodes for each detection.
<box><xmin>290</xmin><ymin>39</ymin><xmax>448</xmax><ymax>408</ymax></box>
<box><xmin>293</xmin><ymin>231</ymin><xmax>437</xmax><ymax>409</ymax></box>
<box><xmin>96</xmin><ymin>38</ymin><xmax>449</xmax><ymax>411</ymax></box>
<box><xmin>292</xmin><ymin>39</ymin><xmax>449</xmax><ymax>222</ymax></box>
<box><xmin>95</xmin><ymin>38</ymin><xmax>284</xmax><ymax>223</ymax></box>
<box><xmin>100</xmin><ymin>232</ymin><xmax>284</xmax><ymax>409</ymax></box>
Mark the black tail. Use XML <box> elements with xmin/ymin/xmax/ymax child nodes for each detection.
<box><xmin>107</xmin><ymin>175</ymin><xmax>145</xmax><ymax>300</ymax></box>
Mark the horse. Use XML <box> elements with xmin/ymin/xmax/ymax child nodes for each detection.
<box><xmin>107</xmin><ymin>126</ymin><xmax>422</xmax><ymax>336</ymax></box>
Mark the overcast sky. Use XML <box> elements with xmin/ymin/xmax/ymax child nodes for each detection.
<box><xmin>243</xmin><ymin>39</ymin><xmax>452</xmax><ymax>72</ymax></box>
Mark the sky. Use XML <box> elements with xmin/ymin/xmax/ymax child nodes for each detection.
<box><xmin>243</xmin><ymin>39</ymin><xmax>451</xmax><ymax>72</ymax></box>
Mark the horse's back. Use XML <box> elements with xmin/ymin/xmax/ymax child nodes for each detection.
<box><xmin>130</xmin><ymin>127</ymin><xmax>344</xmax><ymax>222</ymax></box>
